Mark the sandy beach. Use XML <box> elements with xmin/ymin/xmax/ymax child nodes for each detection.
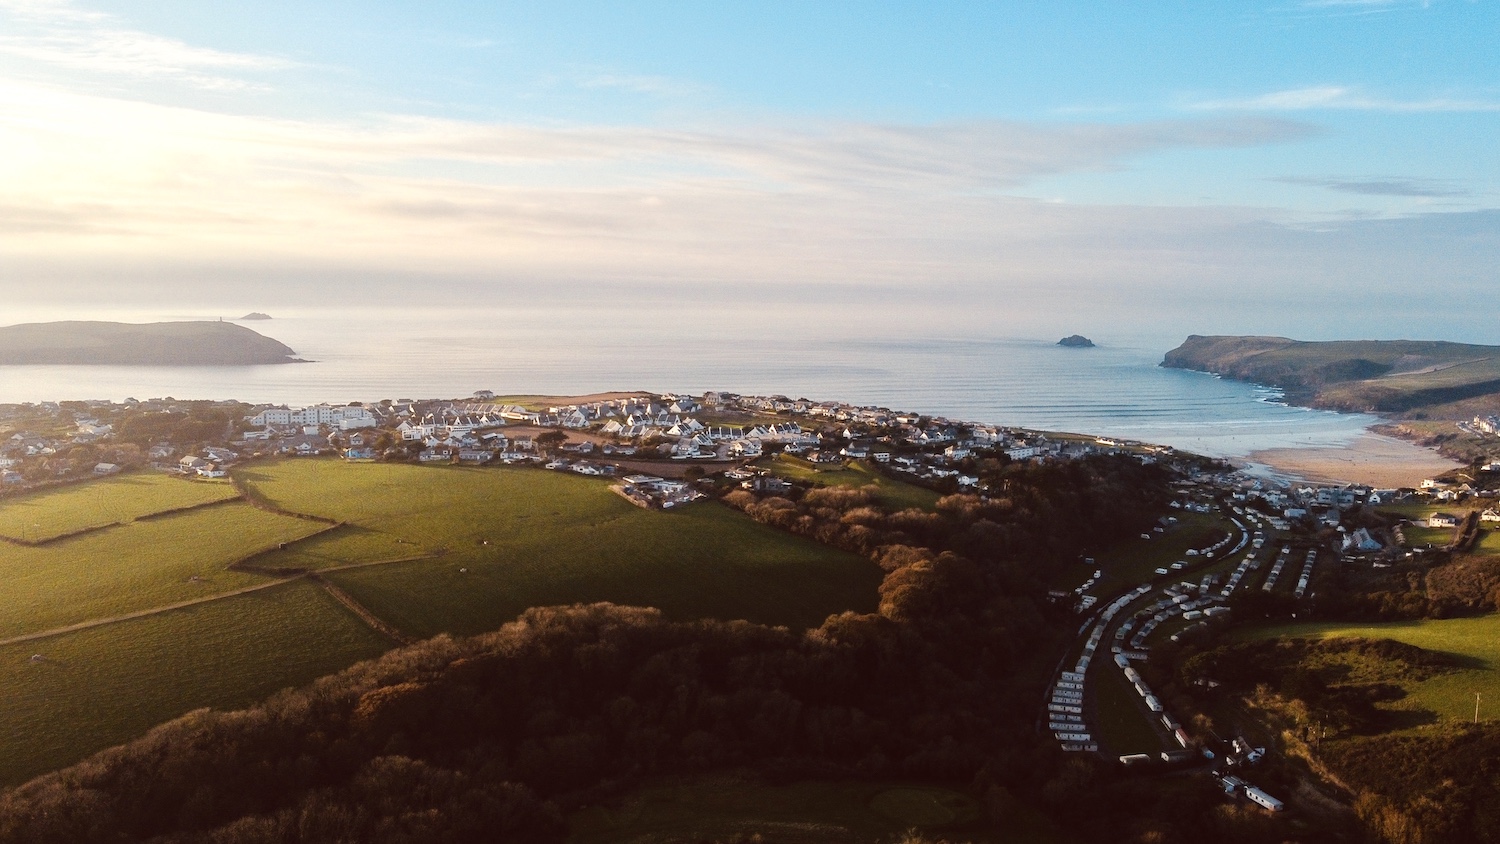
<box><xmin>1248</xmin><ymin>432</ymin><xmax>1463</xmax><ymax>489</ymax></box>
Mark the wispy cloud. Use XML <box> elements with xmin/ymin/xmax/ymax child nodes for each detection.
<box><xmin>0</xmin><ymin>0</ymin><xmax>299</xmax><ymax>90</ymax></box>
<box><xmin>1191</xmin><ymin>84</ymin><xmax>1500</xmax><ymax>113</ymax></box>
<box><xmin>577</xmin><ymin>72</ymin><xmax>707</xmax><ymax>97</ymax></box>
<box><xmin>1273</xmin><ymin>175</ymin><xmax>1469</xmax><ymax>197</ymax></box>
<box><xmin>0</xmin><ymin>80</ymin><xmax>1320</xmax><ymax>280</ymax></box>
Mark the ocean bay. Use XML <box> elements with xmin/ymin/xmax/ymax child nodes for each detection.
<box><xmin>0</xmin><ymin>307</ymin><xmax>1378</xmax><ymax>461</ymax></box>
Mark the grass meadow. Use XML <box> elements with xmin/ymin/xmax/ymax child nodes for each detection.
<box><xmin>0</xmin><ymin>473</ymin><xmax>237</xmax><ymax>542</ymax></box>
<box><xmin>0</xmin><ymin>502</ymin><xmax>327</xmax><ymax>639</ymax></box>
<box><xmin>1248</xmin><ymin>614</ymin><xmax>1500</xmax><ymax>726</ymax></box>
<box><xmin>0</xmin><ymin>581</ymin><xmax>388</xmax><ymax>785</ymax></box>
<box><xmin>760</xmin><ymin>454</ymin><xmax>941</xmax><ymax>512</ymax></box>
<box><xmin>0</xmin><ymin>459</ymin><xmax>882</xmax><ymax>784</ymax></box>
<box><xmin>238</xmin><ymin>460</ymin><xmax>881</xmax><ymax>636</ymax></box>
<box><xmin>1049</xmin><ymin>510</ymin><xmax>1229</xmax><ymax>594</ymax></box>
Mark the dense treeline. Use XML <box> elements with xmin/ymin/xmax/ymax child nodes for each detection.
<box><xmin>725</xmin><ymin>454</ymin><xmax>1173</xmax><ymax>577</ymax></box>
<box><xmin>1176</xmin><ymin>635</ymin><xmax>1500</xmax><ymax>844</ymax></box>
<box><xmin>1314</xmin><ymin>552</ymin><xmax>1500</xmax><ymax>622</ymax></box>
<box><xmin>0</xmin><ymin>455</ymin><xmax>1271</xmax><ymax>844</ymax></box>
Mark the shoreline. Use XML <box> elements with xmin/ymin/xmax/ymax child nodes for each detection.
<box><xmin>1246</xmin><ymin>431</ymin><xmax>1463</xmax><ymax>489</ymax></box>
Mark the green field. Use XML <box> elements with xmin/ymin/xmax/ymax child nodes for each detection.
<box><xmin>1474</xmin><ymin>528</ymin><xmax>1500</xmax><ymax>554</ymax></box>
<box><xmin>0</xmin><ymin>460</ymin><xmax>882</xmax><ymax>785</ymax></box>
<box><xmin>0</xmin><ymin>502</ymin><xmax>328</xmax><ymax>639</ymax></box>
<box><xmin>1089</xmin><ymin>660</ymin><xmax>1165</xmax><ymax>756</ymax></box>
<box><xmin>0</xmin><ymin>473</ymin><xmax>237</xmax><ymax>542</ymax></box>
<box><xmin>759</xmin><ymin>454</ymin><xmax>941</xmax><ymax>512</ymax></box>
<box><xmin>1374</xmin><ymin>501</ymin><xmax>1448</xmax><ymax>520</ymax></box>
<box><xmin>1248</xmin><ymin>614</ymin><xmax>1500</xmax><ymax>726</ymax></box>
<box><xmin>0</xmin><ymin>581</ymin><xmax>388</xmax><ymax>785</ymax></box>
<box><xmin>1050</xmin><ymin>511</ymin><xmax>1230</xmax><ymax>593</ymax></box>
<box><xmin>1402</xmin><ymin>526</ymin><xmax>1454</xmax><ymax>548</ymax></box>
<box><xmin>568</xmin><ymin>778</ymin><xmax>1048</xmax><ymax>844</ymax></box>
<box><xmin>237</xmin><ymin>460</ymin><xmax>881</xmax><ymax>637</ymax></box>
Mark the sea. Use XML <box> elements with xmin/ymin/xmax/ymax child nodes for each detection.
<box><xmin>0</xmin><ymin>305</ymin><xmax>1378</xmax><ymax>461</ymax></box>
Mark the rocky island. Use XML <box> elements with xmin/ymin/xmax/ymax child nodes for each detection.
<box><xmin>238</xmin><ymin>312</ymin><xmax>272</xmax><ymax>321</ymax></box>
<box><xmin>1057</xmin><ymin>334</ymin><xmax>1095</xmax><ymax>348</ymax></box>
<box><xmin>0</xmin><ymin>320</ymin><xmax>302</xmax><ymax>366</ymax></box>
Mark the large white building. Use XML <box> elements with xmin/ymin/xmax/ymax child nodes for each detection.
<box><xmin>249</xmin><ymin>404</ymin><xmax>376</xmax><ymax>429</ymax></box>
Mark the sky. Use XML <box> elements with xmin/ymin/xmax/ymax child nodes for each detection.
<box><xmin>0</xmin><ymin>0</ymin><xmax>1496</xmax><ymax>341</ymax></box>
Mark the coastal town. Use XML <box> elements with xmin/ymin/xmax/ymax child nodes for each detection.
<box><xmin>2</xmin><ymin>387</ymin><xmax>1500</xmax><ymax>824</ymax></box>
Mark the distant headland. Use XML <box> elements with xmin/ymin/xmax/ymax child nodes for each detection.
<box><xmin>1057</xmin><ymin>335</ymin><xmax>1095</xmax><ymax>348</ymax></box>
<box><xmin>0</xmin><ymin>321</ymin><xmax>303</xmax><ymax>366</ymax></box>
<box><xmin>1163</xmin><ymin>334</ymin><xmax>1500</xmax><ymax>422</ymax></box>
<box><xmin>238</xmin><ymin>312</ymin><xmax>272</xmax><ymax>321</ymax></box>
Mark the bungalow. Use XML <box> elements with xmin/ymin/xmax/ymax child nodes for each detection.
<box><xmin>729</xmin><ymin>439</ymin><xmax>763</xmax><ymax>458</ymax></box>
<box><xmin>1</xmin><ymin>470</ymin><xmax>23</xmax><ymax>485</ymax></box>
<box><xmin>196</xmin><ymin>466</ymin><xmax>228</xmax><ymax>479</ymax></box>
<box><xmin>1342</xmin><ymin>527</ymin><xmax>1383</xmax><ymax>553</ymax></box>
<box><xmin>744</xmin><ymin>476</ymin><xmax>791</xmax><ymax>494</ymax></box>
<box><xmin>457</xmin><ymin>448</ymin><xmax>494</xmax><ymax>463</ymax></box>
<box><xmin>93</xmin><ymin>462</ymin><xmax>121</xmax><ymax>476</ymax></box>
<box><xmin>419</xmin><ymin>446</ymin><xmax>456</xmax><ymax>463</ymax></box>
<box><xmin>179</xmin><ymin>455</ymin><xmax>210</xmax><ymax>472</ymax></box>
<box><xmin>343</xmin><ymin>447</ymin><xmax>378</xmax><ymax>460</ymax></box>
<box><xmin>1480</xmin><ymin>508</ymin><xmax>1500</xmax><ymax>524</ymax></box>
<box><xmin>1427</xmin><ymin>512</ymin><xmax>1460</xmax><ymax>528</ymax></box>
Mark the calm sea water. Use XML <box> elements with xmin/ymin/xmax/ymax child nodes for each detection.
<box><xmin>0</xmin><ymin>306</ymin><xmax>1376</xmax><ymax>460</ymax></box>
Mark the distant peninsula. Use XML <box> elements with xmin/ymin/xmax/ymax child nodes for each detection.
<box><xmin>0</xmin><ymin>321</ymin><xmax>302</xmax><ymax>366</ymax></box>
<box><xmin>1057</xmin><ymin>335</ymin><xmax>1095</xmax><ymax>348</ymax></box>
<box><xmin>1162</xmin><ymin>335</ymin><xmax>1500</xmax><ymax>417</ymax></box>
<box><xmin>238</xmin><ymin>312</ymin><xmax>272</xmax><ymax>321</ymax></box>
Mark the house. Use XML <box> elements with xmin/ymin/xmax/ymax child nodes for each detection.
<box><xmin>92</xmin><ymin>462</ymin><xmax>121</xmax><ymax>476</ymax></box>
<box><xmin>179</xmin><ymin>455</ymin><xmax>210</xmax><ymax>472</ymax></box>
<box><xmin>419</xmin><ymin>446</ymin><xmax>456</xmax><ymax>463</ymax></box>
<box><xmin>1342</xmin><ymin>527</ymin><xmax>1383</xmax><ymax>553</ymax></box>
<box><xmin>457</xmin><ymin>448</ymin><xmax>494</xmax><ymax>463</ymax></box>
<box><xmin>1427</xmin><ymin>512</ymin><xmax>1460</xmax><ymax>528</ymax></box>
<box><xmin>343</xmin><ymin>447</ymin><xmax>378</xmax><ymax>460</ymax></box>
<box><xmin>1</xmin><ymin>470</ymin><xmax>23</xmax><ymax>485</ymax></box>
<box><xmin>744</xmin><ymin>476</ymin><xmax>791</xmax><ymax>494</ymax></box>
<box><xmin>196</xmin><ymin>466</ymin><xmax>228</xmax><ymax>479</ymax></box>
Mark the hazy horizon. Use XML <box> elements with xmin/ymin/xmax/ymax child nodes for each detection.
<box><xmin>1</xmin><ymin>1</ymin><xmax>1495</xmax><ymax>344</ymax></box>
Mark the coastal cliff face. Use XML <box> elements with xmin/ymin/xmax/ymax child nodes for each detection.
<box><xmin>0</xmin><ymin>321</ymin><xmax>301</xmax><ymax>366</ymax></box>
<box><xmin>1162</xmin><ymin>335</ymin><xmax>1500</xmax><ymax>416</ymax></box>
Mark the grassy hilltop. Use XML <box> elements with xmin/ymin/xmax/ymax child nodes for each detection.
<box><xmin>0</xmin><ymin>320</ymin><xmax>300</xmax><ymax>365</ymax></box>
<box><xmin>0</xmin><ymin>461</ymin><xmax>878</xmax><ymax>784</ymax></box>
<box><xmin>1162</xmin><ymin>335</ymin><xmax>1500</xmax><ymax>417</ymax></box>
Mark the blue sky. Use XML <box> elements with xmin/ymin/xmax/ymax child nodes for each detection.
<box><xmin>0</xmin><ymin>0</ymin><xmax>1495</xmax><ymax>339</ymax></box>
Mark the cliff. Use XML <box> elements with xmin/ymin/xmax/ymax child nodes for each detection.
<box><xmin>1162</xmin><ymin>335</ymin><xmax>1500</xmax><ymax>416</ymax></box>
<box><xmin>0</xmin><ymin>321</ymin><xmax>302</xmax><ymax>366</ymax></box>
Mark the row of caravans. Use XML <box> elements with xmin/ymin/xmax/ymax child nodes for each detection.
<box><xmin>1292</xmin><ymin>548</ymin><xmax>1320</xmax><ymax>599</ymax></box>
<box><xmin>1261</xmin><ymin>544</ymin><xmax>1295</xmax><ymax>592</ymax></box>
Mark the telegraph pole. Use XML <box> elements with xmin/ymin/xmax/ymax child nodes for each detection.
<box><xmin>1476</xmin><ymin>692</ymin><xmax>1482</xmax><ymax>725</ymax></box>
